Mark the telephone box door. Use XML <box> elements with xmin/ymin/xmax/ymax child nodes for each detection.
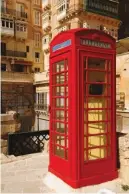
<box><xmin>50</xmin><ymin>52</ymin><xmax>71</xmax><ymax>177</ymax></box>
<box><xmin>80</xmin><ymin>51</ymin><xmax>116</xmax><ymax>178</ymax></box>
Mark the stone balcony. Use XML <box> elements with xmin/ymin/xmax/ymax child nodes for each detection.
<box><xmin>16</xmin><ymin>31</ymin><xmax>27</xmax><ymax>40</ymax></box>
<box><xmin>34</xmin><ymin>71</ymin><xmax>49</xmax><ymax>84</ymax></box>
<box><xmin>1</xmin><ymin>27</ymin><xmax>14</xmax><ymax>37</ymax></box>
<box><xmin>1</xmin><ymin>71</ymin><xmax>34</xmax><ymax>83</ymax></box>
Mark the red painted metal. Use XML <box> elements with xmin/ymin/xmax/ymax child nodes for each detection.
<box><xmin>49</xmin><ymin>29</ymin><xmax>117</xmax><ymax>188</ymax></box>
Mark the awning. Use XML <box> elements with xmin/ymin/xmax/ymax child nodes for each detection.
<box><xmin>13</xmin><ymin>60</ymin><xmax>33</xmax><ymax>66</ymax></box>
<box><xmin>116</xmin><ymin>37</ymin><xmax>129</xmax><ymax>54</ymax></box>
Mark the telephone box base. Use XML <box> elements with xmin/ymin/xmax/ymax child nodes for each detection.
<box><xmin>47</xmin><ymin>167</ymin><xmax>118</xmax><ymax>189</ymax></box>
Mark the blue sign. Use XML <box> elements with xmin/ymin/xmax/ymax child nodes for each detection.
<box><xmin>52</xmin><ymin>39</ymin><xmax>71</xmax><ymax>52</ymax></box>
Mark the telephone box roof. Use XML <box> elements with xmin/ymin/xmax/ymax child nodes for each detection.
<box><xmin>50</xmin><ymin>28</ymin><xmax>115</xmax><ymax>46</ymax></box>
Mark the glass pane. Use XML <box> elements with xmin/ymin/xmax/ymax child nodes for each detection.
<box><xmin>87</xmin><ymin>98</ymin><xmax>111</xmax><ymax>108</ymax></box>
<box><xmin>56</xmin><ymin>74</ymin><xmax>65</xmax><ymax>84</ymax></box>
<box><xmin>55</xmin><ymin>110</ymin><xmax>65</xmax><ymax>121</ymax></box>
<box><xmin>54</xmin><ymin>86</ymin><xmax>65</xmax><ymax>96</ymax></box>
<box><xmin>88</xmin><ymin>71</ymin><xmax>107</xmax><ymax>82</ymax></box>
<box><xmin>54</xmin><ymin>134</ymin><xmax>65</xmax><ymax>146</ymax></box>
<box><xmin>88</xmin><ymin>148</ymin><xmax>107</xmax><ymax>160</ymax></box>
<box><xmin>88</xmin><ymin>58</ymin><xmax>106</xmax><ymax>70</ymax></box>
<box><xmin>55</xmin><ymin>146</ymin><xmax>65</xmax><ymax>158</ymax></box>
<box><xmin>88</xmin><ymin>122</ymin><xmax>109</xmax><ymax>134</ymax></box>
<box><xmin>88</xmin><ymin>135</ymin><xmax>109</xmax><ymax>148</ymax></box>
<box><xmin>56</xmin><ymin>98</ymin><xmax>65</xmax><ymax>107</ymax></box>
<box><xmin>54</xmin><ymin>122</ymin><xmax>65</xmax><ymax>133</ymax></box>
<box><xmin>88</xmin><ymin>110</ymin><xmax>107</xmax><ymax>122</ymax></box>
<box><xmin>56</xmin><ymin>60</ymin><xmax>65</xmax><ymax>72</ymax></box>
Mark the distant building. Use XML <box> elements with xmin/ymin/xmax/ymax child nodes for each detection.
<box><xmin>1</xmin><ymin>0</ymin><xmax>43</xmax><ymax>114</ymax></box>
<box><xmin>118</xmin><ymin>0</ymin><xmax>129</xmax><ymax>39</ymax></box>
<box><xmin>116</xmin><ymin>38</ymin><xmax>129</xmax><ymax>133</ymax></box>
<box><xmin>34</xmin><ymin>0</ymin><xmax>120</xmax><ymax>130</ymax></box>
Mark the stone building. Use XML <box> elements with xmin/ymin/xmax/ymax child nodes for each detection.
<box><xmin>116</xmin><ymin>38</ymin><xmax>129</xmax><ymax>133</ymax></box>
<box><xmin>1</xmin><ymin>0</ymin><xmax>43</xmax><ymax>114</ymax></box>
<box><xmin>118</xmin><ymin>0</ymin><xmax>129</xmax><ymax>39</ymax></box>
<box><xmin>34</xmin><ymin>0</ymin><xmax>120</xmax><ymax>130</ymax></box>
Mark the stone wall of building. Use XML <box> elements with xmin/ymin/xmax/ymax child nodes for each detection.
<box><xmin>118</xmin><ymin>133</ymin><xmax>129</xmax><ymax>185</ymax></box>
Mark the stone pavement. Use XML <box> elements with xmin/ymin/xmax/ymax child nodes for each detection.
<box><xmin>1</xmin><ymin>152</ymin><xmax>52</xmax><ymax>193</ymax></box>
<box><xmin>1</xmin><ymin>152</ymin><xmax>129</xmax><ymax>193</ymax></box>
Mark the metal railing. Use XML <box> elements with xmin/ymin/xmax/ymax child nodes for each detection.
<box><xmin>8</xmin><ymin>130</ymin><xmax>49</xmax><ymax>156</ymax></box>
<box><xmin>1</xmin><ymin>7</ymin><xmax>27</xmax><ymax>19</ymax></box>
<box><xmin>35</xmin><ymin>104</ymin><xmax>49</xmax><ymax>111</ymax></box>
<box><xmin>1</xmin><ymin>50</ymin><xmax>27</xmax><ymax>58</ymax></box>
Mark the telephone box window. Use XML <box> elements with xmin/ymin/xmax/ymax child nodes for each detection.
<box><xmin>51</xmin><ymin>59</ymin><xmax>68</xmax><ymax>160</ymax></box>
<box><xmin>83</xmin><ymin>57</ymin><xmax>111</xmax><ymax>162</ymax></box>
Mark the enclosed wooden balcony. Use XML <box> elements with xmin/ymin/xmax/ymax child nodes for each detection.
<box><xmin>85</xmin><ymin>0</ymin><xmax>119</xmax><ymax>19</ymax></box>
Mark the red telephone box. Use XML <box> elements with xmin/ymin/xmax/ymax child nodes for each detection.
<box><xmin>49</xmin><ymin>28</ymin><xmax>117</xmax><ymax>188</ymax></box>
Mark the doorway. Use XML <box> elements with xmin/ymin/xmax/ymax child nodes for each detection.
<box><xmin>80</xmin><ymin>52</ymin><xmax>113</xmax><ymax>178</ymax></box>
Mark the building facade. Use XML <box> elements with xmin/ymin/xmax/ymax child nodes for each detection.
<box><xmin>1</xmin><ymin>0</ymin><xmax>43</xmax><ymax>114</ymax></box>
<box><xmin>116</xmin><ymin>38</ymin><xmax>129</xmax><ymax>133</ymax></box>
<box><xmin>34</xmin><ymin>0</ymin><xmax>120</xmax><ymax>130</ymax></box>
<box><xmin>118</xmin><ymin>0</ymin><xmax>129</xmax><ymax>39</ymax></box>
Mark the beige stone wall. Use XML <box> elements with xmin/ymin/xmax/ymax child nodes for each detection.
<box><xmin>42</xmin><ymin>0</ymin><xmax>119</xmax><ymax>80</ymax></box>
<box><xmin>1</xmin><ymin>0</ymin><xmax>43</xmax><ymax>72</ymax></box>
<box><xmin>1</xmin><ymin>139</ymin><xmax>8</xmax><ymax>155</ymax></box>
<box><xmin>116</xmin><ymin>53</ymin><xmax>129</xmax><ymax>109</ymax></box>
<box><xmin>119</xmin><ymin>133</ymin><xmax>129</xmax><ymax>185</ymax></box>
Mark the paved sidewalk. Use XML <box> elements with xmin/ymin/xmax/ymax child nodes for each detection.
<box><xmin>1</xmin><ymin>152</ymin><xmax>52</xmax><ymax>193</ymax></box>
<box><xmin>1</xmin><ymin>152</ymin><xmax>129</xmax><ymax>193</ymax></box>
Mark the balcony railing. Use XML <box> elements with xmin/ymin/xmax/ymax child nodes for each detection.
<box><xmin>1</xmin><ymin>50</ymin><xmax>27</xmax><ymax>58</ymax></box>
<box><xmin>1</xmin><ymin>71</ymin><xmax>34</xmax><ymax>83</ymax></box>
<box><xmin>1</xmin><ymin>7</ymin><xmax>27</xmax><ymax>19</ymax></box>
<box><xmin>35</xmin><ymin>104</ymin><xmax>49</xmax><ymax>111</ymax></box>
<box><xmin>1</xmin><ymin>27</ymin><xmax>14</xmax><ymax>36</ymax></box>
